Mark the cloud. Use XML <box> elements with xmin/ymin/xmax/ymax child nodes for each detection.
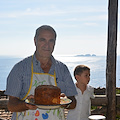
<box><xmin>0</xmin><ymin>3</ymin><xmax>108</xmax><ymax>19</ymax></box>
<box><xmin>0</xmin><ymin>8</ymin><xmax>67</xmax><ymax>18</ymax></box>
<box><xmin>84</xmin><ymin>22</ymin><xmax>98</xmax><ymax>26</ymax></box>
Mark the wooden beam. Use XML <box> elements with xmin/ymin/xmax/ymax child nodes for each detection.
<box><xmin>0</xmin><ymin>99</ymin><xmax>8</xmax><ymax>109</ymax></box>
<box><xmin>1</xmin><ymin>95</ymin><xmax>120</xmax><ymax>109</ymax></box>
<box><xmin>106</xmin><ymin>0</ymin><xmax>118</xmax><ymax>119</ymax></box>
<box><xmin>91</xmin><ymin>95</ymin><xmax>107</xmax><ymax>106</ymax></box>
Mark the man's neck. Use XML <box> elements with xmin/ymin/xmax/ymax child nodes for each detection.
<box><xmin>35</xmin><ymin>53</ymin><xmax>52</xmax><ymax>73</ymax></box>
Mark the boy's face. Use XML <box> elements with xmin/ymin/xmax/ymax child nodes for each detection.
<box><xmin>76</xmin><ymin>70</ymin><xmax>90</xmax><ymax>85</ymax></box>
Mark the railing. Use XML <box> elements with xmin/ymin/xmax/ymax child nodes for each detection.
<box><xmin>0</xmin><ymin>89</ymin><xmax>120</xmax><ymax>116</ymax></box>
<box><xmin>91</xmin><ymin>94</ymin><xmax>120</xmax><ymax>115</ymax></box>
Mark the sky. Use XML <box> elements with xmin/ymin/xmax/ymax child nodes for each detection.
<box><xmin>0</xmin><ymin>0</ymin><xmax>120</xmax><ymax>57</ymax></box>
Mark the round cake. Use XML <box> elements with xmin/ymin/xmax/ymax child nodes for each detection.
<box><xmin>34</xmin><ymin>85</ymin><xmax>61</xmax><ymax>105</ymax></box>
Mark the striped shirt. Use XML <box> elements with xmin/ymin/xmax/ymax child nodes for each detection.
<box><xmin>5</xmin><ymin>54</ymin><xmax>77</xmax><ymax>99</ymax></box>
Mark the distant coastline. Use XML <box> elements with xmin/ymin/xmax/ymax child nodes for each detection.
<box><xmin>75</xmin><ymin>54</ymin><xmax>96</xmax><ymax>57</ymax></box>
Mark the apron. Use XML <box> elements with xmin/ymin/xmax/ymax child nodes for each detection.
<box><xmin>16</xmin><ymin>56</ymin><xmax>65</xmax><ymax>120</ymax></box>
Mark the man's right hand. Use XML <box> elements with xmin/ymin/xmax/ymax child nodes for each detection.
<box><xmin>7</xmin><ymin>95</ymin><xmax>37</xmax><ymax>112</ymax></box>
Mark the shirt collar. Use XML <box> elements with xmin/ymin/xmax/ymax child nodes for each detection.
<box><xmin>33</xmin><ymin>53</ymin><xmax>39</xmax><ymax>66</ymax></box>
<box><xmin>33</xmin><ymin>53</ymin><xmax>56</xmax><ymax>65</ymax></box>
<box><xmin>32</xmin><ymin>53</ymin><xmax>56</xmax><ymax>74</ymax></box>
<box><xmin>75</xmin><ymin>83</ymin><xmax>91</xmax><ymax>92</ymax></box>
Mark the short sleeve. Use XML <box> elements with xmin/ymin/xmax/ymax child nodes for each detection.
<box><xmin>90</xmin><ymin>86</ymin><xmax>95</xmax><ymax>99</ymax></box>
<box><xmin>55</xmin><ymin>61</ymin><xmax>77</xmax><ymax>97</ymax></box>
<box><xmin>5</xmin><ymin>63</ymin><xmax>23</xmax><ymax>98</ymax></box>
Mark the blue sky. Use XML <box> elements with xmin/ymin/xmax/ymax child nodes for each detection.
<box><xmin>0</xmin><ymin>0</ymin><xmax>119</xmax><ymax>57</ymax></box>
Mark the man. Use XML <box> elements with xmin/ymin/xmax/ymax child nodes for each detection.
<box><xmin>5</xmin><ymin>25</ymin><xmax>77</xmax><ymax>120</ymax></box>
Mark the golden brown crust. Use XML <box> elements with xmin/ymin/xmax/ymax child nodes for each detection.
<box><xmin>34</xmin><ymin>85</ymin><xmax>61</xmax><ymax>105</ymax></box>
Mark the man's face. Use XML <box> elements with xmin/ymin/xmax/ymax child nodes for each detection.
<box><xmin>35</xmin><ymin>30</ymin><xmax>56</xmax><ymax>58</ymax></box>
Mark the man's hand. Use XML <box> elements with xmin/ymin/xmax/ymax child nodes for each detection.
<box><xmin>25</xmin><ymin>94</ymin><xmax>37</xmax><ymax>110</ymax></box>
<box><xmin>25</xmin><ymin>104</ymin><xmax>37</xmax><ymax>110</ymax></box>
<box><xmin>8</xmin><ymin>95</ymin><xmax>37</xmax><ymax>112</ymax></box>
<box><xmin>60</xmin><ymin>93</ymin><xmax>76</xmax><ymax>109</ymax></box>
<box><xmin>60</xmin><ymin>93</ymin><xmax>66</xmax><ymax>97</ymax></box>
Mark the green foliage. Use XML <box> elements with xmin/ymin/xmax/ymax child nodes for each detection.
<box><xmin>91</xmin><ymin>106</ymin><xmax>97</xmax><ymax>110</ymax></box>
<box><xmin>116</xmin><ymin>88</ymin><xmax>120</xmax><ymax>94</ymax></box>
<box><xmin>116</xmin><ymin>115</ymin><xmax>120</xmax><ymax>119</ymax></box>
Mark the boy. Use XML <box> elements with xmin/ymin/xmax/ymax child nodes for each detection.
<box><xmin>67</xmin><ymin>65</ymin><xmax>94</xmax><ymax>120</ymax></box>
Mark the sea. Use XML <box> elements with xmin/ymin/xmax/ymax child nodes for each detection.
<box><xmin>0</xmin><ymin>55</ymin><xmax>120</xmax><ymax>90</ymax></box>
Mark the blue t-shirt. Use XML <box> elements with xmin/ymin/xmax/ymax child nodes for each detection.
<box><xmin>5</xmin><ymin>54</ymin><xmax>77</xmax><ymax>99</ymax></box>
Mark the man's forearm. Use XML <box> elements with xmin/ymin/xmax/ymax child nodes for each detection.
<box><xmin>7</xmin><ymin>96</ymin><xmax>28</xmax><ymax>112</ymax></box>
<box><xmin>67</xmin><ymin>96</ymin><xmax>76</xmax><ymax>109</ymax></box>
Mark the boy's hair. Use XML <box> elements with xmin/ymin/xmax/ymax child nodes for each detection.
<box><xmin>74</xmin><ymin>65</ymin><xmax>90</xmax><ymax>77</ymax></box>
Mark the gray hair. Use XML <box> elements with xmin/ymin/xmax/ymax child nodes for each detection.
<box><xmin>34</xmin><ymin>25</ymin><xmax>57</xmax><ymax>39</ymax></box>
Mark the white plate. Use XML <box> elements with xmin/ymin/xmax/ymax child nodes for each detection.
<box><xmin>36</xmin><ymin>104</ymin><xmax>61</xmax><ymax>109</ymax></box>
<box><xmin>25</xmin><ymin>97</ymin><xmax>72</xmax><ymax>110</ymax></box>
<box><xmin>88</xmin><ymin>115</ymin><xmax>106</xmax><ymax>120</ymax></box>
